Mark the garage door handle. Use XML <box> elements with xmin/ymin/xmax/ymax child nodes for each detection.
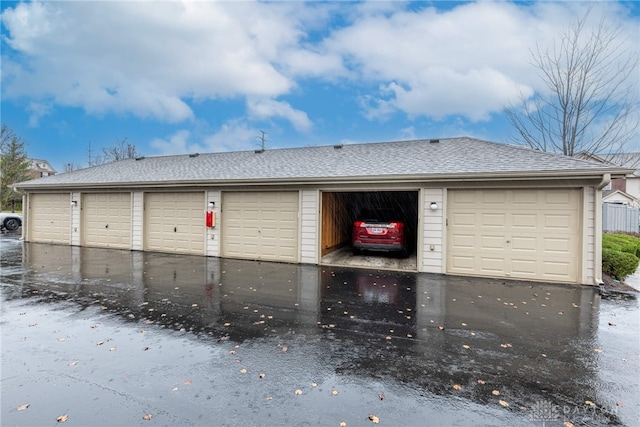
<box><xmin>174</xmin><ymin>227</ymin><xmax>177</xmax><ymax>233</ymax></box>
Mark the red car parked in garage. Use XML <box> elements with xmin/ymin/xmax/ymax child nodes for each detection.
<box><xmin>352</xmin><ymin>208</ymin><xmax>408</xmax><ymax>257</ymax></box>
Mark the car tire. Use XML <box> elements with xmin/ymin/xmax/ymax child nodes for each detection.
<box><xmin>3</xmin><ymin>218</ymin><xmax>21</xmax><ymax>231</ymax></box>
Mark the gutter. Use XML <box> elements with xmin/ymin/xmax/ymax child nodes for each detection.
<box><xmin>12</xmin><ymin>168</ymin><xmax>633</xmax><ymax>191</ymax></box>
<box><xmin>593</xmin><ymin>173</ymin><xmax>611</xmax><ymax>286</ymax></box>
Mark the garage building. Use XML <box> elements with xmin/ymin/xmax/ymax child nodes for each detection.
<box><xmin>14</xmin><ymin>137</ymin><xmax>632</xmax><ymax>286</ymax></box>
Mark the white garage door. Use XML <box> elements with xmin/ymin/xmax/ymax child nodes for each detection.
<box><xmin>222</xmin><ymin>191</ymin><xmax>299</xmax><ymax>262</ymax></box>
<box><xmin>29</xmin><ymin>193</ymin><xmax>71</xmax><ymax>244</ymax></box>
<box><xmin>447</xmin><ymin>189</ymin><xmax>581</xmax><ymax>283</ymax></box>
<box><xmin>144</xmin><ymin>192</ymin><xmax>205</xmax><ymax>255</ymax></box>
<box><xmin>82</xmin><ymin>193</ymin><xmax>131</xmax><ymax>249</ymax></box>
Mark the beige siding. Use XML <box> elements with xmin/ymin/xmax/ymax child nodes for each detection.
<box><xmin>144</xmin><ymin>192</ymin><xmax>205</xmax><ymax>255</ymax></box>
<box><xmin>71</xmin><ymin>191</ymin><xmax>81</xmax><ymax>246</ymax></box>
<box><xmin>131</xmin><ymin>192</ymin><xmax>144</xmax><ymax>251</ymax></box>
<box><xmin>206</xmin><ymin>190</ymin><xmax>221</xmax><ymax>257</ymax></box>
<box><xmin>222</xmin><ymin>191</ymin><xmax>299</xmax><ymax>262</ymax></box>
<box><xmin>300</xmin><ymin>190</ymin><xmax>319</xmax><ymax>264</ymax></box>
<box><xmin>29</xmin><ymin>193</ymin><xmax>71</xmax><ymax>244</ymax></box>
<box><xmin>82</xmin><ymin>193</ymin><xmax>132</xmax><ymax>249</ymax></box>
<box><xmin>421</xmin><ymin>188</ymin><xmax>444</xmax><ymax>274</ymax></box>
<box><xmin>447</xmin><ymin>188</ymin><xmax>582</xmax><ymax>283</ymax></box>
<box><xmin>585</xmin><ymin>187</ymin><xmax>598</xmax><ymax>284</ymax></box>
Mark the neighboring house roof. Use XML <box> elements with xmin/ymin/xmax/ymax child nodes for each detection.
<box><xmin>28</xmin><ymin>158</ymin><xmax>57</xmax><ymax>174</ymax></box>
<box><xmin>603</xmin><ymin>189</ymin><xmax>640</xmax><ymax>205</ymax></box>
<box><xmin>578</xmin><ymin>152</ymin><xmax>640</xmax><ymax>177</ymax></box>
<box><xmin>14</xmin><ymin>137</ymin><xmax>633</xmax><ymax>189</ymax></box>
<box><xmin>607</xmin><ymin>153</ymin><xmax>640</xmax><ymax>177</ymax></box>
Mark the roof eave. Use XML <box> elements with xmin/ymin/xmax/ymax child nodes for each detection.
<box><xmin>12</xmin><ymin>168</ymin><xmax>631</xmax><ymax>191</ymax></box>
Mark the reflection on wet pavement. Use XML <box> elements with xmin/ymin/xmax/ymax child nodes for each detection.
<box><xmin>1</xmin><ymin>237</ymin><xmax>638</xmax><ymax>426</ymax></box>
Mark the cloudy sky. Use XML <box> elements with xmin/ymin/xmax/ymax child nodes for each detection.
<box><xmin>1</xmin><ymin>1</ymin><xmax>638</xmax><ymax>172</ymax></box>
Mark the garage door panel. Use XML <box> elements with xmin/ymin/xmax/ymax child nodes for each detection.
<box><xmin>448</xmin><ymin>189</ymin><xmax>580</xmax><ymax>283</ymax></box>
<box><xmin>481</xmin><ymin>213</ymin><xmax>506</xmax><ymax>227</ymax></box>
<box><xmin>83</xmin><ymin>193</ymin><xmax>131</xmax><ymax>249</ymax></box>
<box><xmin>30</xmin><ymin>193</ymin><xmax>71</xmax><ymax>244</ymax></box>
<box><xmin>145</xmin><ymin>192</ymin><xmax>205</xmax><ymax>255</ymax></box>
<box><xmin>481</xmin><ymin>235</ymin><xmax>505</xmax><ymax>250</ymax></box>
<box><xmin>222</xmin><ymin>191</ymin><xmax>299</xmax><ymax>262</ymax></box>
<box><xmin>479</xmin><ymin>257</ymin><xmax>505</xmax><ymax>274</ymax></box>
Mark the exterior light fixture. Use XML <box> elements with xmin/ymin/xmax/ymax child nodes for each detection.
<box><xmin>430</xmin><ymin>202</ymin><xmax>438</xmax><ymax>210</ymax></box>
<box><xmin>71</xmin><ymin>200</ymin><xmax>78</xmax><ymax>207</ymax></box>
<box><xmin>208</xmin><ymin>202</ymin><xmax>215</xmax><ymax>208</ymax></box>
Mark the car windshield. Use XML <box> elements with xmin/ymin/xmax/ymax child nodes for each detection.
<box><xmin>357</xmin><ymin>208</ymin><xmax>400</xmax><ymax>223</ymax></box>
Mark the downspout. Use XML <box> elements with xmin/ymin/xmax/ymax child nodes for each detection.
<box><xmin>593</xmin><ymin>173</ymin><xmax>610</xmax><ymax>286</ymax></box>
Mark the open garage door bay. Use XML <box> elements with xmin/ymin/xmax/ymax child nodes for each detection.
<box><xmin>145</xmin><ymin>192</ymin><xmax>205</xmax><ymax>255</ymax></box>
<box><xmin>29</xmin><ymin>193</ymin><xmax>71</xmax><ymax>244</ymax></box>
<box><xmin>447</xmin><ymin>189</ymin><xmax>581</xmax><ymax>283</ymax></box>
<box><xmin>222</xmin><ymin>191</ymin><xmax>299</xmax><ymax>263</ymax></box>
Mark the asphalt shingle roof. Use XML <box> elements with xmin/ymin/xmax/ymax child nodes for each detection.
<box><xmin>15</xmin><ymin>137</ymin><xmax>631</xmax><ymax>189</ymax></box>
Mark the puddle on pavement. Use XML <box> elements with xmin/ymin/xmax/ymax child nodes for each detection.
<box><xmin>1</xmin><ymin>237</ymin><xmax>638</xmax><ymax>426</ymax></box>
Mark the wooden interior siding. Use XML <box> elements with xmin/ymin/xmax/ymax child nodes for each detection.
<box><xmin>321</xmin><ymin>192</ymin><xmax>351</xmax><ymax>256</ymax></box>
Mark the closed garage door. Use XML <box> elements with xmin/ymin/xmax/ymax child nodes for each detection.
<box><xmin>222</xmin><ymin>191</ymin><xmax>299</xmax><ymax>262</ymax></box>
<box><xmin>447</xmin><ymin>189</ymin><xmax>581</xmax><ymax>283</ymax></box>
<box><xmin>30</xmin><ymin>193</ymin><xmax>71</xmax><ymax>244</ymax></box>
<box><xmin>83</xmin><ymin>193</ymin><xmax>131</xmax><ymax>249</ymax></box>
<box><xmin>145</xmin><ymin>192</ymin><xmax>205</xmax><ymax>255</ymax></box>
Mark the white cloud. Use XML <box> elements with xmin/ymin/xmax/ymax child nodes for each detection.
<box><xmin>322</xmin><ymin>1</ymin><xmax>638</xmax><ymax>122</ymax></box>
<box><xmin>150</xmin><ymin>120</ymin><xmax>260</xmax><ymax>156</ymax></box>
<box><xmin>1</xmin><ymin>0</ymin><xmax>637</xmax><ymax>132</ymax></box>
<box><xmin>247</xmin><ymin>98</ymin><xmax>312</xmax><ymax>132</ymax></box>
<box><xmin>1</xmin><ymin>1</ymin><xmax>304</xmax><ymax>122</ymax></box>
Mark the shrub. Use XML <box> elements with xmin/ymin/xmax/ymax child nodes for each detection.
<box><xmin>603</xmin><ymin>233</ymin><xmax>640</xmax><ymax>257</ymax></box>
<box><xmin>602</xmin><ymin>248</ymin><xmax>640</xmax><ymax>281</ymax></box>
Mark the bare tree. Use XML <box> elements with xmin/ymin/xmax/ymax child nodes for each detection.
<box><xmin>507</xmin><ymin>8</ymin><xmax>639</xmax><ymax>159</ymax></box>
<box><xmin>90</xmin><ymin>138</ymin><xmax>140</xmax><ymax>166</ymax></box>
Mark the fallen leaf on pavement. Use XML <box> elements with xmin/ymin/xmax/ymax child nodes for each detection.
<box><xmin>331</xmin><ymin>389</ymin><xmax>339</xmax><ymax>395</ymax></box>
<box><xmin>477</xmin><ymin>379</ymin><xmax>486</xmax><ymax>385</ymax></box>
<box><xmin>340</xmin><ymin>422</ymin><xmax>347</xmax><ymax>427</ymax></box>
<box><xmin>492</xmin><ymin>390</ymin><xmax>500</xmax><ymax>396</ymax></box>
<box><xmin>564</xmin><ymin>421</ymin><xmax>575</xmax><ymax>427</ymax></box>
<box><xmin>499</xmin><ymin>400</ymin><xmax>509</xmax><ymax>407</ymax></box>
<box><xmin>453</xmin><ymin>384</ymin><xmax>462</xmax><ymax>390</ymax></box>
<box><xmin>17</xmin><ymin>403</ymin><xmax>30</xmax><ymax>411</ymax></box>
<box><xmin>378</xmin><ymin>393</ymin><xmax>385</xmax><ymax>400</ymax></box>
<box><xmin>143</xmin><ymin>413</ymin><xmax>152</xmax><ymax>420</ymax></box>
<box><xmin>585</xmin><ymin>400</ymin><xmax>596</xmax><ymax>407</ymax></box>
<box><xmin>294</xmin><ymin>389</ymin><xmax>303</xmax><ymax>395</ymax></box>
<box><xmin>259</xmin><ymin>373</ymin><xmax>266</xmax><ymax>379</ymax></box>
<box><xmin>368</xmin><ymin>414</ymin><xmax>380</xmax><ymax>424</ymax></box>
<box><xmin>56</xmin><ymin>414</ymin><xmax>69</xmax><ymax>423</ymax></box>
<box><xmin>240</xmin><ymin>368</ymin><xmax>247</xmax><ymax>374</ymax></box>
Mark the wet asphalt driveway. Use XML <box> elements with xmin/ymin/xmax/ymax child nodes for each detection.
<box><xmin>1</xmin><ymin>234</ymin><xmax>639</xmax><ymax>427</ymax></box>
